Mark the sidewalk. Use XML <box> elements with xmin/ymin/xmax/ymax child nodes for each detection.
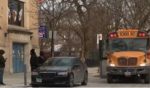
<box><xmin>0</xmin><ymin>67</ymin><xmax>99</xmax><ymax>87</ymax></box>
<box><xmin>88</xmin><ymin>67</ymin><xmax>99</xmax><ymax>77</ymax></box>
<box><xmin>2</xmin><ymin>73</ymin><xmax>31</xmax><ymax>87</ymax></box>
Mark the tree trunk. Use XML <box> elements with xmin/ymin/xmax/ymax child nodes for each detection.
<box><xmin>81</xmin><ymin>44</ymin><xmax>85</xmax><ymax>62</ymax></box>
<box><xmin>80</xmin><ymin>29</ymin><xmax>87</xmax><ymax>62</ymax></box>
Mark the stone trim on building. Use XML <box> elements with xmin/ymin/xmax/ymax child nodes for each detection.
<box><xmin>8</xmin><ymin>25</ymin><xmax>32</xmax><ymax>34</ymax></box>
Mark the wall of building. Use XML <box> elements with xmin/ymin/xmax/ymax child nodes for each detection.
<box><xmin>0</xmin><ymin>0</ymin><xmax>7</xmax><ymax>48</ymax></box>
<box><xmin>0</xmin><ymin>0</ymin><xmax>39</xmax><ymax>73</ymax></box>
<box><xmin>28</xmin><ymin>0</ymin><xmax>40</xmax><ymax>50</ymax></box>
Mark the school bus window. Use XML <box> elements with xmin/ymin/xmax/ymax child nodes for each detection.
<box><xmin>128</xmin><ymin>39</ymin><xmax>147</xmax><ymax>51</ymax></box>
<box><xmin>109</xmin><ymin>38</ymin><xmax>147</xmax><ymax>52</ymax></box>
<box><xmin>110</xmin><ymin>39</ymin><xmax>127</xmax><ymax>51</ymax></box>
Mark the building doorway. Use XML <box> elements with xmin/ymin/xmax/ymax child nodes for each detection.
<box><xmin>13</xmin><ymin>43</ymin><xmax>24</xmax><ymax>73</ymax></box>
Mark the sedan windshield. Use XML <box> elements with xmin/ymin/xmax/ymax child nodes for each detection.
<box><xmin>43</xmin><ymin>58</ymin><xmax>73</xmax><ymax>66</ymax></box>
<box><xmin>109</xmin><ymin>38</ymin><xmax>147</xmax><ymax>52</ymax></box>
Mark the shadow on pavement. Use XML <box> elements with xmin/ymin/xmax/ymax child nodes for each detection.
<box><xmin>29</xmin><ymin>84</ymin><xmax>82</xmax><ymax>87</ymax></box>
<box><xmin>99</xmin><ymin>77</ymin><xmax>145</xmax><ymax>84</ymax></box>
<box><xmin>114</xmin><ymin>77</ymin><xmax>143</xmax><ymax>84</ymax></box>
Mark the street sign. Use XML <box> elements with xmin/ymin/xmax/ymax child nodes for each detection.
<box><xmin>97</xmin><ymin>34</ymin><xmax>102</xmax><ymax>44</ymax></box>
<box><xmin>39</xmin><ymin>26</ymin><xmax>48</xmax><ymax>38</ymax></box>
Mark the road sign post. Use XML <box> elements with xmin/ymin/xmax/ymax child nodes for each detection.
<box><xmin>97</xmin><ymin>34</ymin><xmax>104</xmax><ymax>78</ymax></box>
<box><xmin>24</xmin><ymin>64</ymin><xmax>27</xmax><ymax>86</ymax></box>
<box><xmin>97</xmin><ymin>34</ymin><xmax>102</xmax><ymax>49</ymax></box>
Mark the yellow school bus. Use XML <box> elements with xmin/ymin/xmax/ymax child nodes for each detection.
<box><xmin>106</xmin><ymin>29</ymin><xmax>150</xmax><ymax>83</ymax></box>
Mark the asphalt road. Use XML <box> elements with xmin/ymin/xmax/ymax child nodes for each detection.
<box><xmin>37</xmin><ymin>72</ymin><xmax>150</xmax><ymax>88</ymax></box>
<box><xmin>76</xmin><ymin>67</ymin><xmax>150</xmax><ymax>88</ymax></box>
<box><xmin>83</xmin><ymin>74</ymin><xmax>150</xmax><ymax>88</ymax></box>
<box><xmin>1</xmin><ymin>67</ymin><xmax>150</xmax><ymax>88</ymax></box>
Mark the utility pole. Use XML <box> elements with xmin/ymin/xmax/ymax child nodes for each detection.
<box><xmin>50</xmin><ymin>0</ymin><xmax>54</xmax><ymax>57</ymax></box>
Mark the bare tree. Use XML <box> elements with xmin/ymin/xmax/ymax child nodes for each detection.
<box><xmin>34</xmin><ymin>0</ymin><xmax>150</xmax><ymax>61</ymax></box>
<box><xmin>100</xmin><ymin>0</ymin><xmax>150</xmax><ymax>30</ymax></box>
<box><xmin>33</xmin><ymin>0</ymin><xmax>72</xmax><ymax>57</ymax></box>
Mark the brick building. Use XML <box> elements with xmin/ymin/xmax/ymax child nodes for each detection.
<box><xmin>0</xmin><ymin>0</ymin><xmax>39</xmax><ymax>73</ymax></box>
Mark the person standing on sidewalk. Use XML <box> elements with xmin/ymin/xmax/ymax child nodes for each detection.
<box><xmin>30</xmin><ymin>49</ymin><xmax>38</xmax><ymax>85</ymax></box>
<box><xmin>30</xmin><ymin>49</ymin><xmax>38</xmax><ymax>71</ymax></box>
<box><xmin>0</xmin><ymin>49</ymin><xmax>6</xmax><ymax>85</ymax></box>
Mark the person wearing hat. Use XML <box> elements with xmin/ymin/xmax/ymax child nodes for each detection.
<box><xmin>30</xmin><ymin>49</ymin><xmax>38</xmax><ymax>85</ymax></box>
<box><xmin>30</xmin><ymin>49</ymin><xmax>38</xmax><ymax>71</ymax></box>
<box><xmin>0</xmin><ymin>49</ymin><xmax>6</xmax><ymax>85</ymax></box>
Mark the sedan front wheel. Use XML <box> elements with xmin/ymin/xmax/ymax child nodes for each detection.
<box><xmin>81</xmin><ymin>72</ymin><xmax>88</xmax><ymax>85</ymax></box>
<box><xmin>67</xmin><ymin>74</ymin><xmax>74</xmax><ymax>87</ymax></box>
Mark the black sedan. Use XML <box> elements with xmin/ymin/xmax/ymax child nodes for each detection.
<box><xmin>31</xmin><ymin>57</ymin><xmax>88</xmax><ymax>87</ymax></box>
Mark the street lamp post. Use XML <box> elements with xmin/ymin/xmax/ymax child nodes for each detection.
<box><xmin>50</xmin><ymin>0</ymin><xmax>54</xmax><ymax>57</ymax></box>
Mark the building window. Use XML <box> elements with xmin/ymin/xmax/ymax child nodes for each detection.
<box><xmin>8</xmin><ymin>0</ymin><xmax>24</xmax><ymax>26</ymax></box>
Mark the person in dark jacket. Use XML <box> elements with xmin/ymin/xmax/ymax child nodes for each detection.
<box><xmin>0</xmin><ymin>49</ymin><xmax>6</xmax><ymax>85</ymax></box>
<box><xmin>30</xmin><ymin>49</ymin><xmax>38</xmax><ymax>71</ymax></box>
